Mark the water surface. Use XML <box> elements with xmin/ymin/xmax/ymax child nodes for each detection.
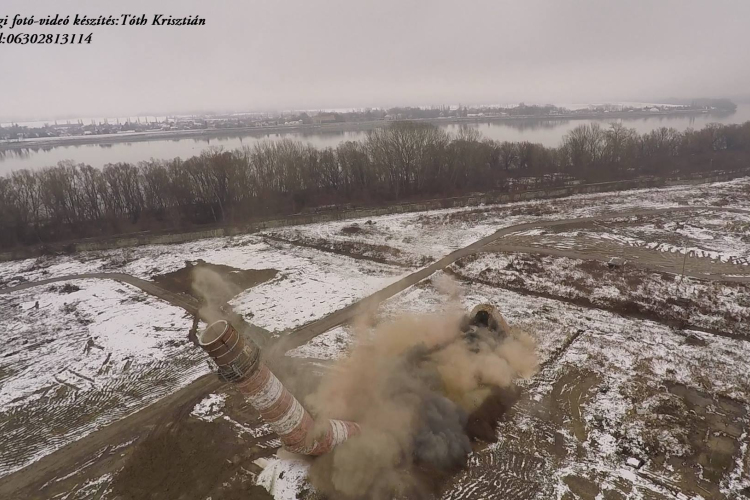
<box><xmin>2</xmin><ymin>105</ymin><xmax>749</xmax><ymax>175</ymax></box>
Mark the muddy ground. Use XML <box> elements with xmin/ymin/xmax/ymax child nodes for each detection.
<box><xmin>2</xmin><ymin>202</ymin><xmax>749</xmax><ymax>499</ymax></box>
<box><xmin>490</xmin><ymin>232</ymin><xmax>750</xmax><ymax>278</ymax></box>
<box><xmin>451</xmin><ymin>252</ymin><xmax>750</xmax><ymax>338</ymax></box>
<box><xmin>152</xmin><ymin>260</ymin><xmax>278</xmax><ymax>301</ymax></box>
<box><xmin>111</xmin><ymin>419</ymin><xmax>271</xmax><ymax>500</ymax></box>
<box><xmin>264</xmin><ymin>233</ymin><xmax>433</xmax><ymax>268</ymax></box>
<box><xmin>104</xmin><ymin>363</ymin><xmax>519</xmax><ymax>500</ymax></box>
<box><xmin>111</xmin><ymin>388</ymin><xmax>277</xmax><ymax>500</ymax></box>
<box><xmin>441</xmin><ymin>366</ymin><xmax>749</xmax><ymax>500</ymax></box>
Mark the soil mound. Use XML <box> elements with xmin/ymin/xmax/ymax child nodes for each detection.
<box><xmin>152</xmin><ymin>260</ymin><xmax>277</xmax><ymax>301</ymax></box>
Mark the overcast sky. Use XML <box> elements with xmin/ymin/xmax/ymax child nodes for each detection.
<box><xmin>1</xmin><ymin>0</ymin><xmax>749</xmax><ymax>121</ymax></box>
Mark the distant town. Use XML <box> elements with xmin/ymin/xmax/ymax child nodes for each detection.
<box><xmin>0</xmin><ymin>98</ymin><xmax>738</xmax><ymax>145</ymax></box>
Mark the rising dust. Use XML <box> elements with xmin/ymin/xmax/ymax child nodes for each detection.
<box><xmin>191</xmin><ymin>266</ymin><xmax>243</xmax><ymax>324</ymax></box>
<box><xmin>304</xmin><ymin>274</ymin><xmax>539</xmax><ymax>499</ymax></box>
<box><xmin>190</xmin><ymin>267</ymin><xmax>539</xmax><ymax>499</ymax></box>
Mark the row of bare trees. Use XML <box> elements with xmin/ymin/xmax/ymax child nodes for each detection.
<box><xmin>1</xmin><ymin>120</ymin><xmax>749</xmax><ymax>249</ymax></box>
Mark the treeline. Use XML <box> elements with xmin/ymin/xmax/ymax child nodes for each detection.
<box><xmin>1</xmin><ymin>120</ymin><xmax>749</xmax><ymax>249</ymax></box>
<box><xmin>388</xmin><ymin>103</ymin><xmax>566</xmax><ymax>120</ymax></box>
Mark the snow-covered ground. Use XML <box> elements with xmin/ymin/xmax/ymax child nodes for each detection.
<box><xmin>627</xmin><ymin>210</ymin><xmax>750</xmax><ymax>262</ymax></box>
<box><xmin>287</xmin><ymin>325</ymin><xmax>355</xmax><ymax>360</ymax></box>
<box><xmin>452</xmin><ymin>252</ymin><xmax>750</xmax><ymax>336</ymax></box>
<box><xmin>270</xmin><ymin>273</ymin><xmax>750</xmax><ymax>499</ymax></box>
<box><xmin>285</xmin><ymin>268</ymin><xmax>585</xmax><ymax>364</ymax></box>
<box><xmin>190</xmin><ymin>391</ymin><xmax>275</xmax><ymax>442</ymax></box>
<box><xmin>469</xmin><ymin>313</ymin><xmax>750</xmax><ymax>499</ymax></box>
<box><xmin>1</xmin><ymin>176</ymin><xmax>749</xmax><ymax>495</ymax></box>
<box><xmin>228</xmin><ymin>241</ymin><xmax>407</xmax><ymax>332</ymax></box>
<box><xmin>0</xmin><ymin>279</ymin><xmax>207</xmax><ymax>478</ymax></box>
<box><xmin>257</xmin><ymin>455</ymin><xmax>312</xmax><ymax>500</ymax></box>
<box><xmin>0</xmin><ymin>238</ymin><xmax>409</xmax><ymax>334</ymax></box>
<box><xmin>510</xmin><ymin>209</ymin><xmax>750</xmax><ymax>265</ymax></box>
<box><xmin>264</xmin><ymin>178</ymin><xmax>750</xmax><ymax>266</ymax></box>
<box><xmin>190</xmin><ymin>392</ymin><xmax>228</xmax><ymax>422</ymax></box>
<box><xmin>3</xmin><ymin>177</ymin><xmax>748</xmax><ymax>290</ymax></box>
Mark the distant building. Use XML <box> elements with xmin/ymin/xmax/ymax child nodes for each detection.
<box><xmin>313</xmin><ymin>113</ymin><xmax>337</xmax><ymax>124</ymax></box>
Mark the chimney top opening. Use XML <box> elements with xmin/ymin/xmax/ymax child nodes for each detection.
<box><xmin>199</xmin><ymin>320</ymin><xmax>229</xmax><ymax>347</ymax></box>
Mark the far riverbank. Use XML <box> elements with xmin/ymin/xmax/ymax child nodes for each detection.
<box><xmin>0</xmin><ymin>108</ymin><xmax>726</xmax><ymax>152</ymax></box>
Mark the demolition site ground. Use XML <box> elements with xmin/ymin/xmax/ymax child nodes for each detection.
<box><xmin>0</xmin><ymin>177</ymin><xmax>749</xmax><ymax>499</ymax></box>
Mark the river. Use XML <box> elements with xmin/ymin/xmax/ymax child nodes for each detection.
<box><xmin>2</xmin><ymin>104</ymin><xmax>749</xmax><ymax>175</ymax></box>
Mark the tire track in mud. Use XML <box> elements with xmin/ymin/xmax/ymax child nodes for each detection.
<box><xmin>441</xmin><ymin>448</ymin><xmax>550</xmax><ymax>500</ymax></box>
<box><xmin>0</xmin><ymin>373</ymin><xmax>223</xmax><ymax>499</ymax></box>
<box><xmin>440</xmin><ymin>327</ymin><xmax>591</xmax><ymax>500</ymax></box>
<box><xmin>0</xmin><ymin>275</ymin><xmax>268</xmax><ymax>497</ymax></box>
<box><xmin>0</xmin><ymin>355</ymin><xmax>209</xmax><ymax>479</ymax></box>
<box><xmin>1</xmin><ymin>205</ymin><xmax>748</xmax><ymax>497</ymax></box>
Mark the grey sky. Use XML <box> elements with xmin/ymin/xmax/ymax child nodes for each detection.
<box><xmin>1</xmin><ymin>0</ymin><xmax>749</xmax><ymax>121</ymax></box>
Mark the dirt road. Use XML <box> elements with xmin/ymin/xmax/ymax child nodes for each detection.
<box><xmin>0</xmin><ymin>205</ymin><xmax>747</xmax><ymax>498</ymax></box>
<box><xmin>0</xmin><ymin>373</ymin><xmax>222</xmax><ymax>499</ymax></box>
<box><xmin>0</xmin><ymin>272</ymin><xmax>200</xmax><ymax>310</ymax></box>
<box><xmin>0</xmin><ymin>272</ymin><xmax>271</xmax><ymax>347</ymax></box>
<box><xmin>274</xmin><ymin>205</ymin><xmax>750</xmax><ymax>353</ymax></box>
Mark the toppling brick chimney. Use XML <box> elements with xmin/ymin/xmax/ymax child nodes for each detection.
<box><xmin>198</xmin><ymin>320</ymin><xmax>360</xmax><ymax>455</ymax></box>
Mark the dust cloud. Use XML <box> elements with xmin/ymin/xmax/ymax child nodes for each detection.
<box><xmin>188</xmin><ymin>268</ymin><xmax>538</xmax><ymax>498</ymax></box>
<box><xmin>305</xmin><ymin>277</ymin><xmax>539</xmax><ymax>499</ymax></box>
<box><xmin>190</xmin><ymin>266</ymin><xmax>241</xmax><ymax>324</ymax></box>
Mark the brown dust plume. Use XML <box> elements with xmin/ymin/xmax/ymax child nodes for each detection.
<box><xmin>304</xmin><ymin>278</ymin><xmax>539</xmax><ymax>499</ymax></box>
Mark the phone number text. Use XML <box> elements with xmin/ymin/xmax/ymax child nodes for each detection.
<box><xmin>0</xmin><ymin>33</ymin><xmax>93</xmax><ymax>44</ymax></box>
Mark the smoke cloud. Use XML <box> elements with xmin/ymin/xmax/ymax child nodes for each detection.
<box><xmin>305</xmin><ymin>277</ymin><xmax>539</xmax><ymax>499</ymax></box>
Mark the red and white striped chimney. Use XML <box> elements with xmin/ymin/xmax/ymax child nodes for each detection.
<box><xmin>198</xmin><ymin>320</ymin><xmax>360</xmax><ymax>455</ymax></box>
